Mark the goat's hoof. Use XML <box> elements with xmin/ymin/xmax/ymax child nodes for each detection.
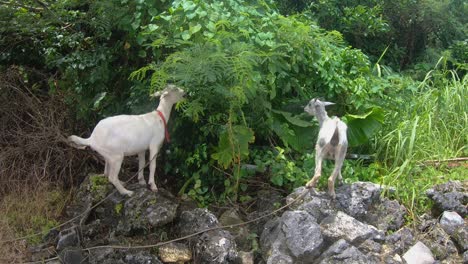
<box><xmin>124</xmin><ymin>190</ymin><xmax>134</xmax><ymax>197</ymax></box>
<box><xmin>328</xmin><ymin>192</ymin><xmax>336</xmax><ymax>200</ymax></box>
<box><xmin>138</xmin><ymin>180</ymin><xmax>146</xmax><ymax>186</ymax></box>
<box><xmin>150</xmin><ymin>185</ymin><xmax>158</xmax><ymax>192</ymax></box>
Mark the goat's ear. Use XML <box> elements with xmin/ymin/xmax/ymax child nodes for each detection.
<box><xmin>323</xmin><ymin>101</ymin><xmax>335</xmax><ymax>106</ymax></box>
<box><xmin>150</xmin><ymin>91</ymin><xmax>162</xmax><ymax>98</ymax></box>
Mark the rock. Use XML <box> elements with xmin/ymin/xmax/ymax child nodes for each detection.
<box><xmin>238</xmin><ymin>251</ymin><xmax>254</xmax><ymax>264</ymax></box>
<box><xmin>452</xmin><ymin>225</ymin><xmax>468</xmax><ymax>251</ymax></box>
<box><xmin>59</xmin><ymin>247</ymin><xmax>84</xmax><ymax>264</ymax></box>
<box><xmin>318</xmin><ymin>239</ymin><xmax>369</xmax><ymax>264</ymax></box>
<box><xmin>124</xmin><ymin>251</ymin><xmax>162</xmax><ymax>264</ymax></box>
<box><xmin>178</xmin><ymin>208</ymin><xmax>239</xmax><ymax>263</ymax></box>
<box><xmin>320</xmin><ymin>211</ymin><xmax>381</xmax><ymax>246</ymax></box>
<box><xmin>116</xmin><ymin>186</ymin><xmax>178</xmax><ymax>236</ymax></box>
<box><xmin>420</xmin><ymin>224</ymin><xmax>458</xmax><ymax>261</ymax></box>
<box><xmin>426</xmin><ymin>180</ymin><xmax>468</xmax><ymax>217</ymax></box>
<box><xmin>219</xmin><ymin>209</ymin><xmax>251</xmax><ymax>250</ymax></box>
<box><xmin>358</xmin><ymin>239</ymin><xmax>382</xmax><ymax>255</ymax></box>
<box><xmin>385</xmin><ymin>227</ymin><xmax>416</xmax><ymax>255</ymax></box>
<box><xmin>158</xmin><ymin>242</ymin><xmax>191</xmax><ymax>263</ymax></box>
<box><xmin>195</xmin><ymin>230</ymin><xmax>239</xmax><ymax>263</ymax></box>
<box><xmin>65</xmin><ymin>174</ymin><xmax>113</xmax><ymax>225</ymax></box>
<box><xmin>29</xmin><ymin>245</ymin><xmax>56</xmax><ymax>262</ymax></box>
<box><xmin>261</xmin><ymin>210</ymin><xmax>324</xmax><ymax>263</ymax></box>
<box><xmin>365</xmin><ymin>197</ymin><xmax>407</xmax><ymax>232</ymax></box>
<box><xmin>88</xmin><ymin>248</ymin><xmax>161</xmax><ymax>264</ymax></box>
<box><xmin>464</xmin><ymin>251</ymin><xmax>468</xmax><ymax>264</ymax></box>
<box><xmin>335</xmin><ymin>182</ymin><xmax>381</xmax><ymax>220</ymax></box>
<box><xmin>286</xmin><ymin>187</ymin><xmax>334</xmax><ymax>222</ymax></box>
<box><xmin>56</xmin><ymin>226</ymin><xmax>80</xmax><ymax>251</ymax></box>
<box><xmin>178</xmin><ymin>208</ymin><xmax>219</xmax><ymax>238</ymax></box>
<box><xmin>439</xmin><ymin>211</ymin><xmax>464</xmax><ymax>235</ymax></box>
<box><xmin>402</xmin><ymin>241</ymin><xmax>435</xmax><ymax>264</ymax></box>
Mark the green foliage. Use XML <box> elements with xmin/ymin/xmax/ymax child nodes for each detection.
<box><xmin>126</xmin><ymin>0</ymin><xmax>394</xmax><ymax>201</ymax></box>
<box><xmin>343</xmin><ymin>107</ymin><xmax>384</xmax><ymax>147</ymax></box>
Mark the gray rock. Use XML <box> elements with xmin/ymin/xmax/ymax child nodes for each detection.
<box><xmin>261</xmin><ymin>210</ymin><xmax>324</xmax><ymax>263</ymax></box>
<box><xmin>320</xmin><ymin>211</ymin><xmax>380</xmax><ymax>246</ymax></box>
<box><xmin>452</xmin><ymin>226</ymin><xmax>468</xmax><ymax>251</ymax></box>
<box><xmin>318</xmin><ymin>239</ymin><xmax>369</xmax><ymax>264</ymax></box>
<box><xmin>56</xmin><ymin>226</ymin><xmax>80</xmax><ymax>251</ymax></box>
<box><xmin>385</xmin><ymin>227</ymin><xmax>416</xmax><ymax>255</ymax></box>
<box><xmin>426</xmin><ymin>180</ymin><xmax>467</xmax><ymax>217</ymax></box>
<box><xmin>59</xmin><ymin>247</ymin><xmax>84</xmax><ymax>264</ymax></box>
<box><xmin>124</xmin><ymin>251</ymin><xmax>162</xmax><ymax>264</ymax></box>
<box><xmin>464</xmin><ymin>251</ymin><xmax>468</xmax><ymax>264</ymax></box>
<box><xmin>195</xmin><ymin>230</ymin><xmax>239</xmax><ymax>263</ymax></box>
<box><xmin>335</xmin><ymin>182</ymin><xmax>382</xmax><ymax>220</ymax></box>
<box><xmin>29</xmin><ymin>245</ymin><xmax>56</xmax><ymax>262</ymax></box>
<box><xmin>439</xmin><ymin>211</ymin><xmax>464</xmax><ymax>235</ymax></box>
<box><xmin>402</xmin><ymin>241</ymin><xmax>435</xmax><ymax>264</ymax></box>
<box><xmin>65</xmin><ymin>174</ymin><xmax>113</xmax><ymax>226</ymax></box>
<box><xmin>116</xmin><ymin>186</ymin><xmax>178</xmax><ymax>236</ymax></box>
<box><xmin>178</xmin><ymin>208</ymin><xmax>219</xmax><ymax>239</ymax></box>
<box><xmin>178</xmin><ymin>208</ymin><xmax>239</xmax><ymax>263</ymax></box>
<box><xmin>88</xmin><ymin>248</ymin><xmax>161</xmax><ymax>264</ymax></box>
<box><xmin>358</xmin><ymin>239</ymin><xmax>382</xmax><ymax>255</ymax></box>
<box><xmin>365</xmin><ymin>197</ymin><xmax>407</xmax><ymax>232</ymax></box>
<box><xmin>420</xmin><ymin>224</ymin><xmax>458</xmax><ymax>261</ymax></box>
<box><xmin>219</xmin><ymin>209</ymin><xmax>251</xmax><ymax>251</ymax></box>
<box><xmin>287</xmin><ymin>187</ymin><xmax>334</xmax><ymax>222</ymax></box>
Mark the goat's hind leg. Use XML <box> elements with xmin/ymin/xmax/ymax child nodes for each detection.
<box><xmin>328</xmin><ymin>144</ymin><xmax>346</xmax><ymax>199</ymax></box>
<box><xmin>102</xmin><ymin>152</ymin><xmax>133</xmax><ymax>197</ymax></box>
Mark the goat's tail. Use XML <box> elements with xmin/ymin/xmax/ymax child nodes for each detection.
<box><xmin>68</xmin><ymin>135</ymin><xmax>91</xmax><ymax>150</ymax></box>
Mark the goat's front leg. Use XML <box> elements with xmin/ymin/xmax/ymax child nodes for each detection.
<box><xmin>306</xmin><ymin>144</ymin><xmax>325</xmax><ymax>189</ymax></box>
<box><xmin>148</xmin><ymin>143</ymin><xmax>161</xmax><ymax>192</ymax></box>
<box><xmin>138</xmin><ymin>151</ymin><xmax>146</xmax><ymax>185</ymax></box>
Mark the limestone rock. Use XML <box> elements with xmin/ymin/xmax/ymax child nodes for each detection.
<box><xmin>426</xmin><ymin>180</ymin><xmax>468</xmax><ymax>217</ymax></box>
<box><xmin>116</xmin><ymin>186</ymin><xmax>178</xmax><ymax>236</ymax></box>
<box><xmin>320</xmin><ymin>211</ymin><xmax>381</xmax><ymax>245</ymax></box>
<box><xmin>335</xmin><ymin>182</ymin><xmax>382</xmax><ymax>220</ymax></box>
<box><xmin>261</xmin><ymin>210</ymin><xmax>324</xmax><ymax>263</ymax></box>
<box><xmin>439</xmin><ymin>211</ymin><xmax>464</xmax><ymax>235</ymax></box>
<box><xmin>402</xmin><ymin>241</ymin><xmax>435</xmax><ymax>264</ymax></box>
<box><xmin>158</xmin><ymin>242</ymin><xmax>191</xmax><ymax>263</ymax></box>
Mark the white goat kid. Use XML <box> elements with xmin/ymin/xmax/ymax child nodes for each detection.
<box><xmin>68</xmin><ymin>85</ymin><xmax>185</xmax><ymax>197</ymax></box>
<box><xmin>304</xmin><ymin>98</ymin><xmax>348</xmax><ymax>198</ymax></box>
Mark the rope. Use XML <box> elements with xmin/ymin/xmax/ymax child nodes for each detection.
<box><xmin>23</xmin><ymin>188</ymin><xmax>310</xmax><ymax>264</ymax></box>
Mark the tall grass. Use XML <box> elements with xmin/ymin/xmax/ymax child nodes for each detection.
<box><xmin>376</xmin><ymin>67</ymin><xmax>467</xmax><ymax>217</ymax></box>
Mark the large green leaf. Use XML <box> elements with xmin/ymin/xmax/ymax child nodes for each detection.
<box><xmin>271</xmin><ymin>111</ymin><xmax>316</xmax><ymax>152</ymax></box>
<box><xmin>343</xmin><ymin>107</ymin><xmax>385</xmax><ymax>147</ymax></box>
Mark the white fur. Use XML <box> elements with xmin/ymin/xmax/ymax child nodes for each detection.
<box><xmin>304</xmin><ymin>98</ymin><xmax>348</xmax><ymax>198</ymax></box>
<box><xmin>68</xmin><ymin>85</ymin><xmax>185</xmax><ymax>196</ymax></box>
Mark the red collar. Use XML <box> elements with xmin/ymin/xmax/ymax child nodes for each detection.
<box><xmin>156</xmin><ymin>110</ymin><xmax>170</xmax><ymax>143</ymax></box>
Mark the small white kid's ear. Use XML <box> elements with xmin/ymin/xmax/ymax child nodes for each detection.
<box><xmin>151</xmin><ymin>91</ymin><xmax>162</xmax><ymax>98</ymax></box>
<box><xmin>323</xmin><ymin>101</ymin><xmax>335</xmax><ymax>106</ymax></box>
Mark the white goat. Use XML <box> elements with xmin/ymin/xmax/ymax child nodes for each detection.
<box><xmin>304</xmin><ymin>98</ymin><xmax>348</xmax><ymax>198</ymax></box>
<box><xmin>68</xmin><ymin>85</ymin><xmax>185</xmax><ymax>197</ymax></box>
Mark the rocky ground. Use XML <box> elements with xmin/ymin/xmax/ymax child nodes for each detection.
<box><xmin>29</xmin><ymin>175</ymin><xmax>467</xmax><ymax>264</ymax></box>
